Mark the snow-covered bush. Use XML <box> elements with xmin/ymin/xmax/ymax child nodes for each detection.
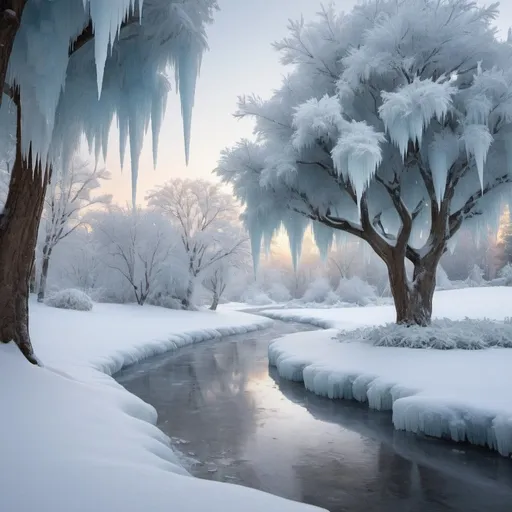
<box><xmin>499</xmin><ymin>264</ymin><xmax>512</xmax><ymax>286</ymax></box>
<box><xmin>465</xmin><ymin>264</ymin><xmax>486</xmax><ymax>288</ymax></box>
<box><xmin>336</xmin><ymin>276</ymin><xmax>376</xmax><ymax>306</ymax></box>
<box><xmin>146</xmin><ymin>292</ymin><xmax>185</xmax><ymax>311</ymax></box>
<box><xmin>241</xmin><ymin>285</ymin><xmax>274</xmax><ymax>306</ymax></box>
<box><xmin>45</xmin><ymin>289</ymin><xmax>93</xmax><ymax>312</ymax></box>
<box><xmin>267</xmin><ymin>282</ymin><xmax>291</xmax><ymax>303</ymax></box>
<box><xmin>302</xmin><ymin>277</ymin><xmax>338</xmax><ymax>305</ymax></box>
<box><xmin>339</xmin><ymin>319</ymin><xmax>512</xmax><ymax>350</ymax></box>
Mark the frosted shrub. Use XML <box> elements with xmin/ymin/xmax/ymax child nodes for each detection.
<box><xmin>45</xmin><ymin>289</ymin><xmax>93</xmax><ymax>312</ymax></box>
<box><xmin>146</xmin><ymin>293</ymin><xmax>185</xmax><ymax>311</ymax></box>
<box><xmin>336</xmin><ymin>276</ymin><xmax>377</xmax><ymax>306</ymax></box>
<box><xmin>302</xmin><ymin>277</ymin><xmax>338</xmax><ymax>304</ymax></box>
<box><xmin>499</xmin><ymin>264</ymin><xmax>512</xmax><ymax>286</ymax></box>
<box><xmin>339</xmin><ymin>319</ymin><xmax>512</xmax><ymax>350</ymax></box>
<box><xmin>267</xmin><ymin>283</ymin><xmax>291</xmax><ymax>303</ymax></box>
<box><xmin>465</xmin><ymin>264</ymin><xmax>486</xmax><ymax>288</ymax></box>
<box><xmin>241</xmin><ymin>286</ymin><xmax>273</xmax><ymax>306</ymax></box>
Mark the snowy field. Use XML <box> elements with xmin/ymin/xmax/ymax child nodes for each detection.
<box><xmin>0</xmin><ymin>300</ymin><xmax>324</xmax><ymax>512</ymax></box>
<box><xmin>265</xmin><ymin>288</ymin><xmax>512</xmax><ymax>456</ymax></box>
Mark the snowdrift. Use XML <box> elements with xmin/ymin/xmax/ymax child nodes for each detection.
<box><xmin>0</xmin><ymin>301</ymin><xmax>323</xmax><ymax>512</ymax></box>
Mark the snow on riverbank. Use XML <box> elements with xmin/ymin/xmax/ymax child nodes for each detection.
<box><xmin>266</xmin><ymin>288</ymin><xmax>512</xmax><ymax>456</ymax></box>
<box><xmin>0</xmin><ymin>300</ymin><xmax>324</xmax><ymax>512</ymax></box>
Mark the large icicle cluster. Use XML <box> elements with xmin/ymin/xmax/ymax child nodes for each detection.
<box><xmin>216</xmin><ymin>0</ymin><xmax>512</xmax><ymax>269</ymax></box>
<box><xmin>4</xmin><ymin>0</ymin><xmax>216</xmax><ymax>203</ymax></box>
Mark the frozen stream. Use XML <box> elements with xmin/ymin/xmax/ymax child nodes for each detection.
<box><xmin>116</xmin><ymin>319</ymin><xmax>512</xmax><ymax>512</ymax></box>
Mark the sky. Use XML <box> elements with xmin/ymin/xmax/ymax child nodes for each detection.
<box><xmin>98</xmin><ymin>0</ymin><xmax>512</xmax><ymax>205</ymax></box>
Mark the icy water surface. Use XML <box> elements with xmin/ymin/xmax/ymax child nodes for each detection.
<box><xmin>116</xmin><ymin>320</ymin><xmax>512</xmax><ymax>512</ymax></box>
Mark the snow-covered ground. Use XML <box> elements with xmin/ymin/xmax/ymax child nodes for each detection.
<box><xmin>0</xmin><ymin>300</ymin><xmax>323</xmax><ymax>512</ymax></box>
<box><xmin>265</xmin><ymin>288</ymin><xmax>512</xmax><ymax>457</ymax></box>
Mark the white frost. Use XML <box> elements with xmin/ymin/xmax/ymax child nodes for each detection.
<box><xmin>379</xmin><ymin>78</ymin><xmax>456</xmax><ymax>157</ymax></box>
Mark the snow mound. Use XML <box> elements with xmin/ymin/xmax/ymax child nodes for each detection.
<box><xmin>340</xmin><ymin>318</ymin><xmax>512</xmax><ymax>350</ymax></box>
<box><xmin>45</xmin><ymin>289</ymin><xmax>93</xmax><ymax>311</ymax></box>
<box><xmin>268</xmin><ymin>329</ymin><xmax>512</xmax><ymax>456</ymax></box>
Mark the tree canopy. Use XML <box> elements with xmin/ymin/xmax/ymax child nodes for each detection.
<box><xmin>217</xmin><ymin>0</ymin><xmax>512</xmax><ymax>267</ymax></box>
<box><xmin>216</xmin><ymin>0</ymin><xmax>512</xmax><ymax>325</ymax></box>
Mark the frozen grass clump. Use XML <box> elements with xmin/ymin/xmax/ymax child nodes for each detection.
<box><xmin>45</xmin><ymin>289</ymin><xmax>93</xmax><ymax>312</ymax></box>
<box><xmin>338</xmin><ymin>318</ymin><xmax>512</xmax><ymax>349</ymax></box>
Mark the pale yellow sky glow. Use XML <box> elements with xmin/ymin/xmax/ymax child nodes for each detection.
<box><xmin>91</xmin><ymin>0</ymin><xmax>512</xmax><ymax>206</ymax></box>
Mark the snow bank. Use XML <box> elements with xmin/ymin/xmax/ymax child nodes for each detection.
<box><xmin>0</xmin><ymin>301</ymin><xmax>323</xmax><ymax>512</ymax></box>
<box><xmin>269</xmin><ymin>330</ymin><xmax>512</xmax><ymax>456</ymax></box>
<box><xmin>32</xmin><ymin>300</ymin><xmax>273</xmax><ymax>376</ymax></box>
<box><xmin>267</xmin><ymin>287</ymin><xmax>512</xmax><ymax>456</ymax></box>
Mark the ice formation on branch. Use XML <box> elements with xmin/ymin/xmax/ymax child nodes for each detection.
<box><xmin>216</xmin><ymin>0</ymin><xmax>512</xmax><ymax>277</ymax></box>
<box><xmin>4</xmin><ymin>0</ymin><xmax>216</xmax><ymax>203</ymax></box>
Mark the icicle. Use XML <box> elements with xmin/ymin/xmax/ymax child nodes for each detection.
<box><xmin>463</xmin><ymin>124</ymin><xmax>493</xmax><ymax>191</ymax></box>
<box><xmin>282</xmin><ymin>213</ymin><xmax>308</xmax><ymax>271</ymax></box>
<box><xmin>88</xmin><ymin>0</ymin><xmax>137</xmax><ymax>97</ymax></box>
<box><xmin>118</xmin><ymin>115</ymin><xmax>128</xmax><ymax>170</ymax></box>
<box><xmin>428</xmin><ymin>130</ymin><xmax>460</xmax><ymax>205</ymax></box>
<box><xmin>312</xmin><ymin>221</ymin><xmax>334</xmax><ymax>261</ymax></box>
<box><xmin>249</xmin><ymin>224</ymin><xmax>263</xmax><ymax>275</ymax></box>
<box><xmin>175</xmin><ymin>43</ymin><xmax>201</xmax><ymax>165</ymax></box>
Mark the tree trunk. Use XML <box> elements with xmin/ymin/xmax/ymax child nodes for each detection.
<box><xmin>210</xmin><ymin>291</ymin><xmax>219</xmax><ymax>311</ymax></box>
<box><xmin>0</xmin><ymin>1</ymin><xmax>27</xmax><ymax>101</ymax></box>
<box><xmin>0</xmin><ymin>98</ymin><xmax>49</xmax><ymax>364</ymax></box>
<box><xmin>386</xmin><ymin>256</ymin><xmax>437</xmax><ymax>327</ymax></box>
<box><xmin>29</xmin><ymin>254</ymin><xmax>36</xmax><ymax>293</ymax></box>
<box><xmin>181</xmin><ymin>278</ymin><xmax>194</xmax><ymax>310</ymax></box>
<box><xmin>37</xmin><ymin>245</ymin><xmax>51</xmax><ymax>302</ymax></box>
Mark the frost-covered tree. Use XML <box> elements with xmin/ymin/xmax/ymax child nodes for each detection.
<box><xmin>0</xmin><ymin>1</ymin><xmax>216</xmax><ymax>362</ymax></box>
<box><xmin>92</xmin><ymin>207</ymin><xmax>173</xmax><ymax>306</ymax></box>
<box><xmin>37</xmin><ymin>159</ymin><xmax>111</xmax><ymax>302</ymax></box>
<box><xmin>217</xmin><ymin>1</ymin><xmax>512</xmax><ymax>326</ymax></box>
<box><xmin>147</xmin><ymin>179</ymin><xmax>247</xmax><ymax>309</ymax></box>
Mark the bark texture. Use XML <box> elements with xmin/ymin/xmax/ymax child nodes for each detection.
<box><xmin>0</xmin><ymin>96</ymin><xmax>49</xmax><ymax>363</ymax></box>
<box><xmin>210</xmin><ymin>292</ymin><xmax>219</xmax><ymax>311</ymax></box>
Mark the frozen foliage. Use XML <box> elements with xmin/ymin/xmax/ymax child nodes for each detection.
<box><xmin>267</xmin><ymin>282</ymin><xmax>292</xmax><ymax>303</ymax></box>
<box><xmin>38</xmin><ymin>158</ymin><xmax>111</xmax><ymax>300</ymax></box>
<box><xmin>267</xmin><ymin>287</ymin><xmax>512</xmax><ymax>456</ymax></box>
<box><xmin>147</xmin><ymin>179</ymin><xmax>248</xmax><ymax>309</ymax></box>
<box><xmin>217</xmin><ymin>0</ymin><xmax>512</xmax><ymax>323</ymax></box>
<box><xmin>340</xmin><ymin>319</ymin><xmax>512</xmax><ymax>350</ymax></box>
<box><xmin>91</xmin><ymin>207</ymin><xmax>174</xmax><ymax>305</ymax></box>
<box><xmin>336</xmin><ymin>276</ymin><xmax>377</xmax><ymax>306</ymax></box>
<box><xmin>302</xmin><ymin>277</ymin><xmax>338</xmax><ymax>305</ymax></box>
<box><xmin>241</xmin><ymin>285</ymin><xmax>274</xmax><ymax>306</ymax></box>
<box><xmin>44</xmin><ymin>288</ymin><xmax>93</xmax><ymax>311</ymax></box>
<box><xmin>466</xmin><ymin>264</ymin><xmax>486</xmax><ymax>287</ymax></box>
<box><xmin>5</xmin><ymin>0</ymin><xmax>217</xmax><ymax>202</ymax></box>
<box><xmin>499</xmin><ymin>263</ymin><xmax>512</xmax><ymax>285</ymax></box>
